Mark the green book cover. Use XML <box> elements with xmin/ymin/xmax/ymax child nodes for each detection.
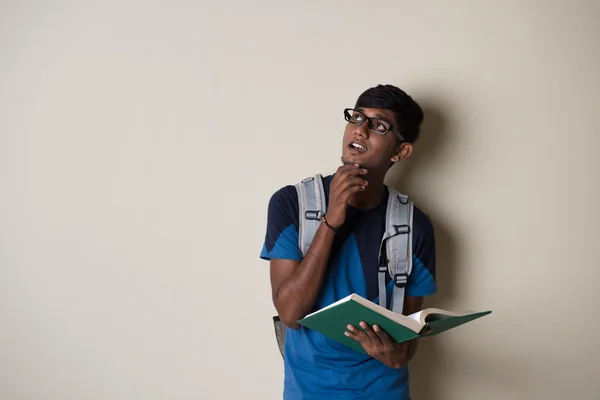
<box><xmin>297</xmin><ymin>293</ymin><xmax>491</xmax><ymax>354</ymax></box>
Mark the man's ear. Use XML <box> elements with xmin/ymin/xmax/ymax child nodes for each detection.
<box><xmin>390</xmin><ymin>142</ymin><xmax>413</xmax><ymax>163</ymax></box>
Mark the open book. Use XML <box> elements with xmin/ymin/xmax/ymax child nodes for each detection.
<box><xmin>297</xmin><ymin>293</ymin><xmax>491</xmax><ymax>353</ymax></box>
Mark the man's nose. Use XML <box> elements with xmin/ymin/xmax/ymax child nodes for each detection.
<box><xmin>354</xmin><ymin>121</ymin><xmax>370</xmax><ymax>138</ymax></box>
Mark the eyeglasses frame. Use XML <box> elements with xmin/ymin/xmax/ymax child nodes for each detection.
<box><xmin>343</xmin><ymin>108</ymin><xmax>406</xmax><ymax>142</ymax></box>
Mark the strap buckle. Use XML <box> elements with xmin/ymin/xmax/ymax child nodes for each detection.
<box><xmin>305</xmin><ymin>210</ymin><xmax>325</xmax><ymax>220</ymax></box>
<box><xmin>393</xmin><ymin>224</ymin><xmax>410</xmax><ymax>235</ymax></box>
<box><xmin>397</xmin><ymin>195</ymin><xmax>409</xmax><ymax>205</ymax></box>
<box><xmin>394</xmin><ymin>273</ymin><xmax>408</xmax><ymax>288</ymax></box>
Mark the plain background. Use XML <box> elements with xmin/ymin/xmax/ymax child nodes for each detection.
<box><xmin>1</xmin><ymin>1</ymin><xmax>599</xmax><ymax>399</ymax></box>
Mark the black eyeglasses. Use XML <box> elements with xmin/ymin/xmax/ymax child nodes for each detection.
<box><xmin>344</xmin><ymin>108</ymin><xmax>405</xmax><ymax>142</ymax></box>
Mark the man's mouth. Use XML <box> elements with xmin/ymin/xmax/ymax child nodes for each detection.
<box><xmin>349</xmin><ymin>142</ymin><xmax>367</xmax><ymax>152</ymax></box>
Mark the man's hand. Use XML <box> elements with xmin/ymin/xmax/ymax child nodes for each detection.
<box><xmin>325</xmin><ymin>164</ymin><xmax>369</xmax><ymax>228</ymax></box>
<box><xmin>345</xmin><ymin>321</ymin><xmax>412</xmax><ymax>369</ymax></box>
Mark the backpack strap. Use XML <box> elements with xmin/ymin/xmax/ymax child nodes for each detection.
<box><xmin>378</xmin><ymin>190</ymin><xmax>414</xmax><ymax>314</ymax></box>
<box><xmin>295</xmin><ymin>174</ymin><xmax>327</xmax><ymax>257</ymax></box>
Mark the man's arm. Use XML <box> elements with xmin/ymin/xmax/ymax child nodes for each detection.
<box><xmin>270</xmin><ymin>222</ymin><xmax>336</xmax><ymax>329</ymax></box>
<box><xmin>270</xmin><ymin>164</ymin><xmax>369</xmax><ymax>329</ymax></box>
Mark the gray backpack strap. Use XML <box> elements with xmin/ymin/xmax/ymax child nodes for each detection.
<box><xmin>295</xmin><ymin>174</ymin><xmax>327</xmax><ymax>257</ymax></box>
<box><xmin>378</xmin><ymin>190</ymin><xmax>413</xmax><ymax>314</ymax></box>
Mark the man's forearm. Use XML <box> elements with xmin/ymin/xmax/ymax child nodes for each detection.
<box><xmin>274</xmin><ymin>223</ymin><xmax>336</xmax><ymax>328</ymax></box>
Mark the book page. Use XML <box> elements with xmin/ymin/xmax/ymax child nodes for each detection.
<box><xmin>407</xmin><ymin>310</ymin><xmax>425</xmax><ymax>325</ymax></box>
<box><xmin>351</xmin><ymin>295</ymin><xmax>424</xmax><ymax>332</ymax></box>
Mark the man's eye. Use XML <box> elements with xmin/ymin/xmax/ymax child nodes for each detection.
<box><xmin>353</xmin><ymin>114</ymin><xmax>364</xmax><ymax>121</ymax></box>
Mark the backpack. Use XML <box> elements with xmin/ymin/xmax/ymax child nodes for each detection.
<box><xmin>273</xmin><ymin>174</ymin><xmax>414</xmax><ymax>358</ymax></box>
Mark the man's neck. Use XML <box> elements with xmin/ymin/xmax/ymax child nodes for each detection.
<box><xmin>347</xmin><ymin>170</ymin><xmax>387</xmax><ymax>210</ymax></box>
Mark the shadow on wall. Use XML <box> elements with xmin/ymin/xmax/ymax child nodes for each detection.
<box><xmin>385</xmin><ymin>99</ymin><xmax>461</xmax><ymax>400</ymax></box>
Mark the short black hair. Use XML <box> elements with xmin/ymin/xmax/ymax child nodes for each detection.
<box><xmin>355</xmin><ymin>84</ymin><xmax>424</xmax><ymax>144</ymax></box>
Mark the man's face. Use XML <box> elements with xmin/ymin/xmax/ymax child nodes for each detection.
<box><xmin>341</xmin><ymin>107</ymin><xmax>401</xmax><ymax>169</ymax></box>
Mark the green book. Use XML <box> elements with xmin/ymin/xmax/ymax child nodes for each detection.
<box><xmin>297</xmin><ymin>293</ymin><xmax>492</xmax><ymax>354</ymax></box>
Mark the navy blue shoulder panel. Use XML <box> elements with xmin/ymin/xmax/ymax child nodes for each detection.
<box><xmin>263</xmin><ymin>184</ymin><xmax>299</xmax><ymax>254</ymax></box>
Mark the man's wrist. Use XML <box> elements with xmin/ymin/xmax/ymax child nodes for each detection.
<box><xmin>389</xmin><ymin>354</ymin><xmax>409</xmax><ymax>369</ymax></box>
<box><xmin>389</xmin><ymin>342</ymin><xmax>412</xmax><ymax>368</ymax></box>
<box><xmin>321</xmin><ymin>215</ymin><xmax>340</xmax><ymax>232</ymax></box>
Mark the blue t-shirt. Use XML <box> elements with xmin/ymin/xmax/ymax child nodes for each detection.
<box><xmin>260</xmin><ymin>174</ymin><xmax>437</xmax><ymax>400</ymax></box>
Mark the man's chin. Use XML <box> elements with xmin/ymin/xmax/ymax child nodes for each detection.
<box><xmin>341</xmin><ymin>156</ymin><xmax>360</xmax><ymax>166</ymax></box>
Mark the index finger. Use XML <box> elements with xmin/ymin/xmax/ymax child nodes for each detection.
<box><xmin>337</xmin><ymin>163</ymin><xmax>368</xmax><ymax>176</ymax></box>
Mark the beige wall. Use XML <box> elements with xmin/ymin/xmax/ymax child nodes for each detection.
<box><xmin>1</xmin><ymin>1</ymin><xmax>599</xmax><ymax>399</ymax></box>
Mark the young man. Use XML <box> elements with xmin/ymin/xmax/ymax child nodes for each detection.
<box><xmin>260</xmin><ymin>84</ymin><xmax>437</xmax><ymax>399</ymax></box>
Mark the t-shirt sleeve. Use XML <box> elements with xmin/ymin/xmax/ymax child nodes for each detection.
<box><xmin>260</xmin><ymin>185</ymin><xmax>303</xmax><ymax>262</ymax></box>
<box><xmin>406</xmin><ymin>206</ymin><xmax>437</xmax><ymax>297</ymax></box>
